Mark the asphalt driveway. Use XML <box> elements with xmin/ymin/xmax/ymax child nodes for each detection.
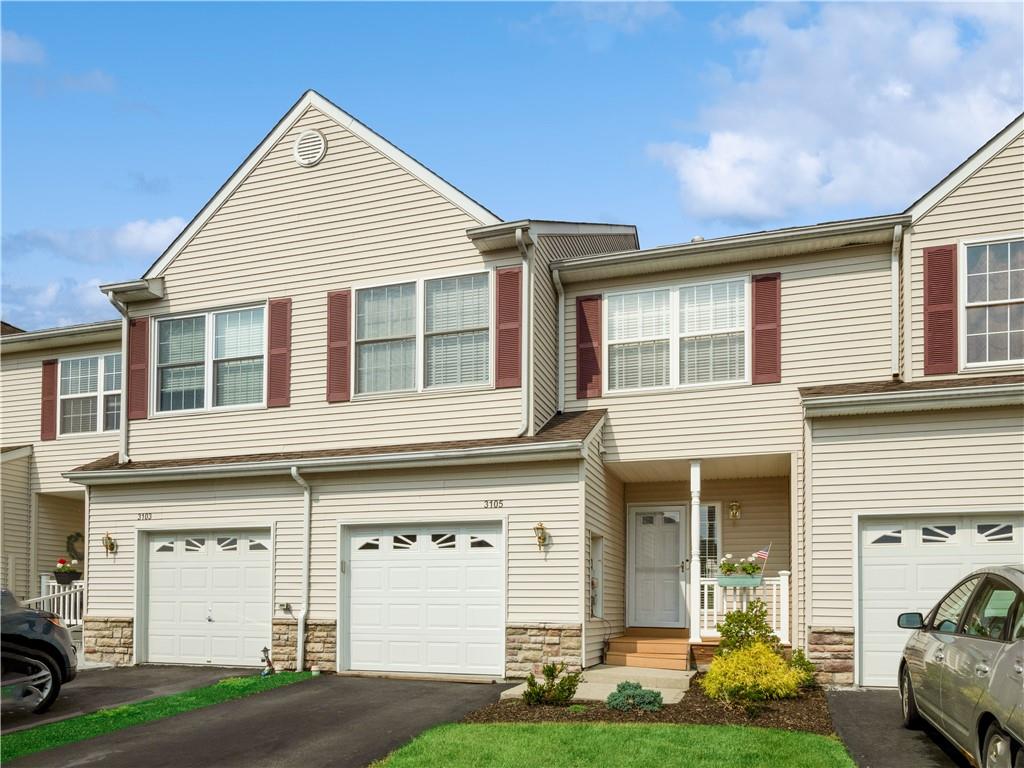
<box><xmin>2</xmin><ymin>665</ymin><xmax>251</xmax><ymax>734</ymax></box>
<box><xmin>11</xmin><ymin>673</ymin><xmax>511</xmax><ymax>768</ymax></box>
<box><xmin>827</xmin><ymin>689</ymin><xmax>971</xmax><ymax>768</ymax></box>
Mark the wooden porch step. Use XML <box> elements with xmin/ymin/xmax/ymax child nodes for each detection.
<box><xmin>607</xmin><ymin>637</ymin><xmax>689</xmax><ymax>655</ymax></box>
<box><xmin>604</xmin><ymin>652</ymin><xmax>690</xmax><ymax>671</ymax></box>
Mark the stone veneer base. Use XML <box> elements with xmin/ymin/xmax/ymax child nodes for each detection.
<box><xmin>505</xmin><ymin>623</ymin><xmax>582</xmax><ymax>678</ymax></box>
<box><xmin>83</xmin><ymin>617</ymin><xmax>134</xmax><ymax>666</ymax></box>
<box><xmin>807</xmin><ymin>626</ymin><xmax>855</xmax><ymax>685</ymax></box>
<box><xmin>272</xmin><ymin>619</ymin><xmax>337</xmax><ymax>672</ymax></box>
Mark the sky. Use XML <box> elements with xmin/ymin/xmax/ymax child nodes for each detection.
<box><xmin>2</xmin><ymin>1</ymin><xmax>1022</xmax><ymax>330</ymax></box>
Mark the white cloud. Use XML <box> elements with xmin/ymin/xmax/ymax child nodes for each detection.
<box><xmin>3</xmin><ymin>216</ymin><xmax>185</xmax><ymax>263</ymax></box>
<box><xmin>2</xmin><ymin>277</ymin><xmax>119</xmax><ymax>330</ymax></box>
<box><xmin>62</xmin><ymin>69</ymin><xmax>116</xmax><ymax>93</ymax></box>
<box><xmin>650</xmin><ymin>3</ymin><xmax>1023</xmax><ymax>225</ymax></box>
<box><xmin>520</xmin><ymin>2</ymin><xmax>678</xmax><ymax>52</ymax></box>
<box><xmin>1</xmin><ymin>30</ymin><xmax>45</xmax><ymax>64</ymax></box>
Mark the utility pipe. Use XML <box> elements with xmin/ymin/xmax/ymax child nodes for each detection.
<box><xmin>290</xmin><ymin>466</ymin><xmax>312</xmax><ymax>672</ymax></box>
<box><xmin>552</xmin><ymin>268</ymin><xmax>565</xmax><ymax>413</ymax></box>
<box><xmin>105</xmin><ymin>291</ymin><xmax>131</xmax><ymax>463</ymax></box>
<box><xmin>889</xmin><ymin>224</ymin><xmax>903</xmax><ymax>379</ymax></box>
<box><xmin>515</xmin><ymin>227</ymin><xmax>532</xmax><ymax>436</ymax></box>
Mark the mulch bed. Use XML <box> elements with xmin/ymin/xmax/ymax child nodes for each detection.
<box><xmin>465</xmin><ymin>675</ymin><xmax>835</xmax><ymax>736</ymax></box>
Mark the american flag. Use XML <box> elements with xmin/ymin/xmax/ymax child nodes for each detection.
<box><xmin>754</xmin><ymin>546</ymin><xmax>770</xmax><ymax>561</ymax></box>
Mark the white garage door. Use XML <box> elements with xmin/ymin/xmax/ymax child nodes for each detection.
<box><xmin>348</xmin><ymin>523</ymin><xmax>503</xmax><ymax>676</ymax></box>
<box><xmin>147</xmin><ymin>530</ymin><xmax>272</xmax><ymax>666</ymax></box>
<box><xmin>859</xmin><ymin>514</ymin><xmax>1023</xmax><ymax>687</ymax></box>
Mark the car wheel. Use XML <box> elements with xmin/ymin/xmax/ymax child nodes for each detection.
<box><xmin>899</xmin><ymin>665</ymin><xmax>921</xmax><ymax>729</ymax></box>
<box><xmin>983</xmin><ymin>724</ymin><xmax>1015</xmax><ymax>768</ymax></box>
<box><xmin>20</xmin><ymin>650</ymin><xmax>61</xmax><ymax>714</ymax></box>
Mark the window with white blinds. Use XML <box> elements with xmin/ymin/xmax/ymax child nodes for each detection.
<box><xmin>59</xmin><ymin>353</ymin><xmax>121</xmax><ymax>435</ymax></box>
<box><xmin>156</xmin><ymin>306</ymin><xmax>265</xmax><ymax>412</ymax></box>
<box><xmin>606</xmin><ymin>289</ymin><xmax>671</xmax><ymax>391</ymax></box>
<box><xmin>424</xmin><ymin>273</ymin><xmax>489</xmax><ymax>387</ymax></box>
<box><xmin>605</xmin><ymin>277</ymin><xmax>748</xmax><ymax>392</ymax></box>
<box><xmin>355</xmin><ymin>283</ymin><xmax>416</xmax><ymax>394</ymax></box>
<box><xmin>680</xmin><ymin>279</ymin><xmax>746</xmax><ymax>384</ymax></box>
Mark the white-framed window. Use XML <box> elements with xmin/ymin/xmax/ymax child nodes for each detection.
<box><xmin>604</xmin><ymin>277</ymin><xmax>749</xmax><ymax>393</ymax></box>
<box><xmin>58</xmin><ymin>353</ymin><xmax>122</xmax><ymax>435</ymax></box>
<box><xmin>589</xmin><ymin>533</ymin><xmax>604</xmax><ymax>619</ymax></box>
<box><xmin>353</xmin><ymin>271</ymin><xmax>492</xmax><ymax>397</ymax></box>
<box><xmin>962</xmin><ymin>236</ymin><xmax>1024</xmax><ymax>368</ymax></box>
<box><xmin>154</xmin><ymin>306</ymin><xmax>266</xmax><ymax>413</ymax></box>
<box><xmin>699</xmin><ymin>503</ymin><xmax>722</xmax><ymax>577</ymax></box>
<box><xmin>424</xmin><ymin>273</ymin><xmax>490</xmax><ymax>387</ymax></box>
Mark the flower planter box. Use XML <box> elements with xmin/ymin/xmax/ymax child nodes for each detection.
<box><xmin>716</xmin><ymin>575</ymin><xmax>763</xmax><ymax>588</ymax></box>
<box><xmin>53</xmin><ymin>571</ymin><xmax>82</xmax><ymax>585</ymax></box>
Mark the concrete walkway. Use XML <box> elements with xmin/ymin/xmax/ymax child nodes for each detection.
<box><xmin>501</xmin><ymin>664</ymin><xmax>695</xmax><ymax>704</ymax></box>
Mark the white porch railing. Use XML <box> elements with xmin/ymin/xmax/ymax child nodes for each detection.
<box><xmin>24</xmin><ymin>576</ymin><xmax>85</xmax><ymax>626</ymax></box>
<box><xmin>698</xmin><ymin>570</ymin><xmax>790</xmax><ymax>645</ymax></box>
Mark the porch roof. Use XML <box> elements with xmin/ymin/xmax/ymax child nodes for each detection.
<box><xmin>801</xmin><ymin>374</ymin><xmax>1024</xmax><ymax>417</ymax></box>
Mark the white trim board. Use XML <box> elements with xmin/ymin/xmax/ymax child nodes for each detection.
<box><xmin>144</xmin><ymin>90</ymin><xmax>500</xmax><ymax>280</ymax></box>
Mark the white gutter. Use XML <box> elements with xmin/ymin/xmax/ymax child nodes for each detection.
<box><xmin>290</xmin><ymin>467</ymin><xmax>312</xmax><ymax>672</ymax></box>
<box><xmin>515</xmin><ymin>226</ymin><xmax>533</xmax><ymax>436</ymax></box>
<box><xmin>105</xmin><ymin>291</ymin><xmax>131</xmax><ymax>463</ymax></box>
<box><xmin>64</xmin><ymin>440</ymin><xmax>585</xmax><ymax>485</ymax></box>
<box><xmin>552</xmin><ymin>268</ymin><xmax>565</xmax><ymax>413</ymax></box>
<box><xmin>802</xmin><ymin>382</ymin><xmax>1023</xmax><ymax>417</ymax></box>
<box><xmin>889</xmin><ymin>224</ymin><xmax>902</xmax><ymax>378</ymax></box>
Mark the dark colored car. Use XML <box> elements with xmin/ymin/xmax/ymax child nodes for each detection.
<box><xmin>1</xmin><ymin>588</ymin><xmax>77</xmax><ymax>713</ymax></box>
<box><xmin>897</xmin><ymin>566</ymin><xmax>1024</xmax><ymax>768</ymax></box>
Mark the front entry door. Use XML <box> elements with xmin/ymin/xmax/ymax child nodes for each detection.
<box><xmin>629</xmin><ymin>506</ymin><xmax>687</xmax><ymax>627</ymax></box>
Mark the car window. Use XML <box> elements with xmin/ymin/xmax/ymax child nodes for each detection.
<box><xmin>962</xmin><ymin>580</ymin><xmax>1018</xmax><ymax>640</ymax></box>
<box><xmin>930</xmin><ymin>577</ymin><xmax>982</xmax><ymax>634</ymax></box>
<box><xmin>1011</xmin><ymin>598</ymin><xmax>1024</xmax><ymax>641</ymax></box>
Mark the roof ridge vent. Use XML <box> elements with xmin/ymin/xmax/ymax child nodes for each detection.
<box><xmin>293</xmin><ymin>129</ymin><xmax>327</xmax><ymax>167</ymax></box>
<box><xmin>690</xmin><ymin>235</ymin><xmax>705</xmax><ymax>243</ymax></box>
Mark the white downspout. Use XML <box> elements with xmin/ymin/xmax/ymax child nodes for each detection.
<box><xmin>515</xmin><ymin>227</ymin><xmax>532</xmax><ymax>437</ymax></box>
<box><xmin>889</xmin><ymin>224</ymin><xmax>903</xmax><ymax>379</ymax></box>
<box><xmin>105</xmin><ymin>292</ymin><xmax>131</xmax><ymax>463</ymax></box>
<box><xmin>552</xmin><ymin>268</ymin><xmax>565</xmax><ymax>413</ymax></box>
<box><xmin>290</xmin><ymin>466</ymin><xmax>312</xmax><ymax>671</ymax></box>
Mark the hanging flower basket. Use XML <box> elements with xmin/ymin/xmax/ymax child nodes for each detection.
<box><xmin>716</xmin><ymin>574</ymin><xmax>763</xmax><ymax>588</ymax></box>
<box><xmin>716</xmin><ymin>553</ymin><xmax>764</xmax><ymax>587</ymax></box>
<box><xmin>53</xmin><ymin>558</ymin><xmax>81</xmax><ymax>585</ymax></box>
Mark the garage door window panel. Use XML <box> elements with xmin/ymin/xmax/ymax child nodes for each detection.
<box><xmin>930</xmin><ymin>577</ymin><xmax>982</xmax><ymax>634</ymax></box>
<box><xmin>975</xmin><ymin>523</ymin><xmax>1015</xmax><ymax>543</ymax></box>
<box><xmin>922</xmin><ymin>524</ymin><xmax>957</xmax><ymax>544</ymax></box>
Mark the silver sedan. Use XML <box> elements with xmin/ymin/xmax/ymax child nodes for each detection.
<box><xmin>897</xmin><ymin>565</ymin><xmax>1024</xmax><ymax>768</ymax></box>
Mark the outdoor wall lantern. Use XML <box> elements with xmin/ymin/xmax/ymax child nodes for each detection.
<box><xmin>533</xmin><ymin>522</ymin><xmax>549</xmax><ymax>550</ymax></box>
<box><xmin>101</xmin><ymin>533</ymin><xmax>118</xmax><ymax>554</ymax></box>
<box><xmin>728</xmin><ymin>501</ymin><xmax>742</xmax><ymax>520</ymax></box>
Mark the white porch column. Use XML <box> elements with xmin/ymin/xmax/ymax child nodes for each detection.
<box><xmin>689</xmin><ymin>460</ymin><xmax>702</xmax><ymax>643</ymax></box>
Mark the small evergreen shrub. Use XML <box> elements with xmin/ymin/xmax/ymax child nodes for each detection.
<box><xmin>521</xmin><ymin>663</ymin><xmax>583</xmax><ymax>706</ymax></box>
<box><xmin>789</xmin><ymin>648</ymin><xmax>817</xmax><ymax>687</ymax></box>
<box><xmin>715</xmin><ymin>600</ymin><xmax>779</xmax><ymax>653</ymax></box>
<box><xmin>701</xmin><ymin>641</ymin><xmax>804</xmax><ymax>705</ymax></box>
<box><xmin>605</xmin><ymin>681</ymin><xmax>663</xmax><ymax>712</ymax></box>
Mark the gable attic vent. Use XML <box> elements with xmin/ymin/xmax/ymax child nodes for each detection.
<box><xmin>293</xmin><ymin>129</ymin><xmax>327</xmax><ymax>167</ymax></box>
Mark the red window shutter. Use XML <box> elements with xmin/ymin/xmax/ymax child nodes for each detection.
<box><xmin>923</xmin><ymin>244</ymin><xmax>958</xmax><ymax>375</ymax></box>
<box><xmin>495</xmin><ymin>266</ymin><xmax>522</xmax><ymax>389</ymax></box>
<box><xmin>576</xmin><ymin>295</ymin><xmax>602</xmax><ymax>399</ymax></box>
<box><xmin>40</xmin><ymin>359</ymin><xmax>58</xmax><ymax>441</ymax></box>
<box><xmin>326</xmin><ymin>289</ymin><xmax>351</xmax><ymax>403</ymax></box>
<box><xmin>267</xmin><ymin>298</ymin><xmax>292</xmax><ymax>408</ymax></box>
<box><xmin>127</xmin><ymin>317</ymin><xmax>150</xmax><ymax>420</ymax></box>
<box><xmin>751</xmin><ymin>273</ymin><xmax>782</xmax><ymax>384</ymax></box>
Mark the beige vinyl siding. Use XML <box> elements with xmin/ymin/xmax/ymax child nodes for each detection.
<box><xmin>1</xmin><ymin>454</ymin><xmax>31</xmax><ymax>598</ymax></box>
<box><xmin>624</xmin><ymin>476</ymin><xmax>792</xmax><ymax>577</ymax></box>
<box><xmin>583</xmin><ymin>427</ymin><xmax>625</xmax><ymax>666</ymax></box>
<box><xmin>0</xmin><ymin>344</ymin><xmax>120</xmax><ymax>493</ymax></box>
<box><xmin>314</xmin><ymin>461</ymin><xmax>583</xmax><ymax>623</ymax></box>
<box><xmin>909</xmin><ymin>131</ymin><xmax>1024</xmax><ymax>379</ymax></box>
<box><xmin>531</xmin><ymin>238</ymin><xmax>560</xmax><ymax>433</ymax></box>
<box><xmin>564</xmin><ymin>245</ymin><xmax>894</xmax><ymax>463</ymax></box>
<box><xmin>86</xmin><ymin>460</ymin><xmax>584</xmax><ymax>625</ymax></box>
<box><xmin>126</xmin><ymin>106</ymin><xmax>522</xmax><ymax>461</ymax></box>
<box><xmin>808</xmin><ymin>406</ymin><xmax>1024</xmax><ymax>626</ymax></box>
<box><xmin>36</xmin><ymin>494</ymin><xmax>85</xmax><ymax>586</ymax></box>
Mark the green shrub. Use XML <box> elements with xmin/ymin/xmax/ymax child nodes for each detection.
<box><xmin>715</xmin><ymin>600</ymin><xmax>779</xmax><ymax>653</ymax></box>
<box><xmin>789</xmin><ymin>648</ymin><xmax>817</xmax><ymax>687</ymax></box>
<box><xmin>701</xmin><ymin>641</ymin><xmax>804</xmax><ymax>705</ymax></box>
<box><xmin>521</xmin><ymin>663</ymin><xmax>583</xmax><ymax>706</ymax></box>
<box><xmin>605</xmin><ymin>681</ymin><xmax>663</xmax><ymax>712</ymax></box>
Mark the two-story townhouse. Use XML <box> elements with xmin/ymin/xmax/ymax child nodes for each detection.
<box><xmin>1</xmin><ymin>319</ymin><xmax>122</xmax><ymax>609</ymax></box>
<box><xmin>7</xmin><ymin>89</ymin><xmax>1019</xmax><ymax>686</ymax></box>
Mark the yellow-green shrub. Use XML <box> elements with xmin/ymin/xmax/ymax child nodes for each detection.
<box><xmin>701</xmin><ymin>641</ymin><xmax>804</xmax><ymax>703</ymax></box>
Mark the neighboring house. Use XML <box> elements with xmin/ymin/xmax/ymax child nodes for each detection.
<box><xmin>2</xmin><ymin>91</ymin><xmax>1020</xmax><ymax>687</ymax></box>
<box><xmin>1</xmin><ymin>320</ymin><xmax>122</xmax><ymax>603</ymax></box>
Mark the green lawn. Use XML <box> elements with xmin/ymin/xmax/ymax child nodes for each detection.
<box><xmin>377</xmin><ymin>722</ymin><xmax>854</xmax><ymax>768</ymax></box>
<box><xmin>2</xmin><ymin>671</ymin><xmax>311</xmax><ymax>763</ymax></box>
